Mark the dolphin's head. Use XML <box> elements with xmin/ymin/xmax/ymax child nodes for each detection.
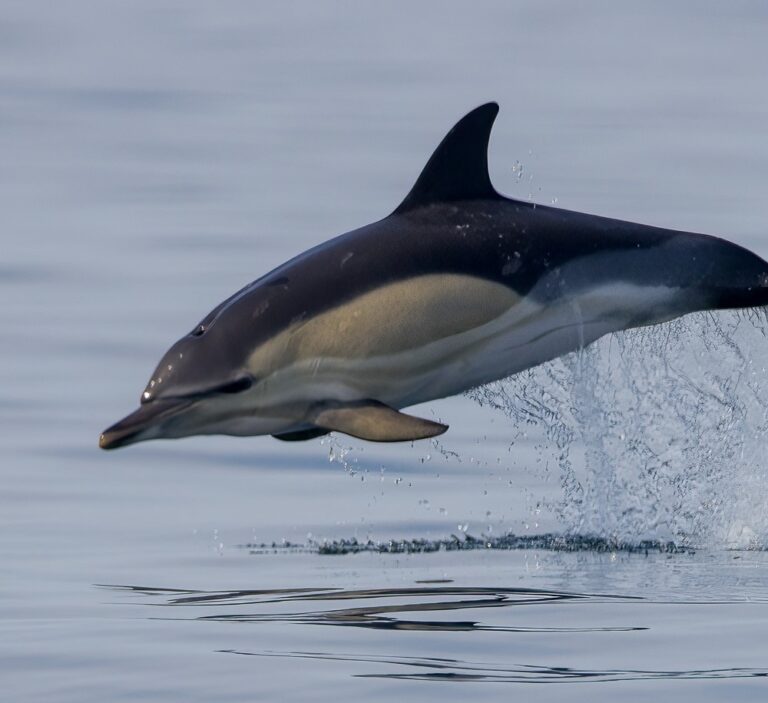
<box><xmin>99</xmin><ymin>300</ymin><xmax>294</xmax><ymax>450</ymax></box>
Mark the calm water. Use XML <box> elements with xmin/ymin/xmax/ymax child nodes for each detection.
<box><xmin>3</xmin><ymin>2</ymin><xmax>768</xmax><ymax>701</ymax></box>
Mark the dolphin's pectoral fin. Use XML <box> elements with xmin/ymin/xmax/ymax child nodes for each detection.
<box><xmin>272</xmin><ymin>427</ymin><xmax>329</xmax><ymax>442</ymax></box>
<box><xmin>309</xmin><ymin>400</ymin><xmax>448</xmax><ymax>442</ymax></box>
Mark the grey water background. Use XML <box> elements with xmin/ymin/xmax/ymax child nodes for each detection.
<box><xmin>3</xmin><ymin>1</ymin><xmax>768</xmax><ymax>700</ymax></box>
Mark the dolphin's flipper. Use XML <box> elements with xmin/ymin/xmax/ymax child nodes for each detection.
<box><xmin>272</xmin><ymin>427</ymin><xmax>330</xmax><ymax>442</ymax></box>
<box><xmin>310</xmin><ymin>400</ymin><xmax>448</xmax><ymax>442</ymax></box>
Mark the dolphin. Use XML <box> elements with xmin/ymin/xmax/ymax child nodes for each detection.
<box><xmin>100</xmin><ymin>102</ymin><xmax>768</xmax><ymax>450</ymax></box>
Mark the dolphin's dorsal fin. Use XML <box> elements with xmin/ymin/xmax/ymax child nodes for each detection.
<box><xmin>393</xmin><ymin>102</ymin><xmax>500</xmax><ymax>214</ymax></box>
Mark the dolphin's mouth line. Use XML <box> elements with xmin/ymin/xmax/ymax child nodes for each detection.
<box><xmin>99</xmin><ymin>398</ymin><xmax>195</xmax><ymax>450</ymax></box>
<box><xmin>140</xmin><ymin>376</ymin><xmax>255</xmax><ymax>406</ymax></box>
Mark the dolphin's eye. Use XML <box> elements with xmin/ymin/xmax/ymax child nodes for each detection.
<box><xmin>191</xmin><ymin>324</ymin><xmax>205</xmax><ymax>337</ymax></box>
<box><xmin>216</xmin><ymin>377</ymin><xmax>253</xmax><ymax>394</ymax></box>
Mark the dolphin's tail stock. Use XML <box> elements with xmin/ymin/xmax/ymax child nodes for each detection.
<box><xmin>676</xmin><ymin>233</ymin><xmax>768</xmax><ymax>311</ymax></box>
<box><xmin>714</xmin><ymin>249</ymin><xmax>768</xmax><ymax>311</ymax></box>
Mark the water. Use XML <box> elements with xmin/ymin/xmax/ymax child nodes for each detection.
<box><xmin>3</xmin><ymin>1</ymin><xmax>768</xmax><ymax>700</ymax></box>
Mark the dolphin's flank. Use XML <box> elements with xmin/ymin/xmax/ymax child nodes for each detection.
<box><xmin>100</xmin><ymin>102</ymin><xmax>768</xmax><ymax>450</ymax></box>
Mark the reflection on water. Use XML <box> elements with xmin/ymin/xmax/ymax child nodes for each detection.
<box><xmin>102</xmin><ymin>579</ymin><xmax>768</xmax><ymax>684</ymax></box>
<box><xmin>101</xmin><ymin>582</ymin><xmax>643</xmax><ymax>633</ymax></box>
<box><xmin>223</xmin><ymin>650</ymin><xmax>768</xmax><ymax>684</ymax></box>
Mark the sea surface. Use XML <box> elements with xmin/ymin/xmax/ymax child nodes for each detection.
<box><xmin>3</xmin><ymin>2</ymin><xmax>768</xmax><ymax>701</ymax></box>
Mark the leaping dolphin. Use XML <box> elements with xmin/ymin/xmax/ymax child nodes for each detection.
<box><xmin>100</xmin><ymin>102</ymin><xmax>768</xmax><ymax>449</ymax></box>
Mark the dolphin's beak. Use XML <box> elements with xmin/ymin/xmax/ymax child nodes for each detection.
<box><xmin>99</xmin><ymin>399</ymin><xmax>194</xmax><ymax>450</ymax></box>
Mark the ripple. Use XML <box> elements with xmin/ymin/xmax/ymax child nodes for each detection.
<box><xmin>220</xmin><ymin>649</ymin><xmax>768</xmax><ymax>683</ymax></box>
<box><xmin>100</xmin><ymin>583</ymin><xmax>644</xmax><ymax>634</ymax></box>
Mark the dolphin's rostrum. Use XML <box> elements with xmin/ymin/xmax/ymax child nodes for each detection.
<box><xmin>100</xmin><ymin>103</ymin><xmax>768</xmax><ymax>449</ymax></box>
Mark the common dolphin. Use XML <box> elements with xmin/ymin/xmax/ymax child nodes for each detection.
<box><xmin>100</xmin><ymin>102</ymin><xmax>768</xmax><ymax>449</ymax></box>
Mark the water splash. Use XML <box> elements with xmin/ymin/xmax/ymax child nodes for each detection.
<box><xmin>469</xmin><ymin>309</ymin><xmax>768</xmax><ymax>548</ymax></box>
<box><xmin>241</xmin><ymin>532</ymin><xmax>687</xmax><ymax>556</ymax></box>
